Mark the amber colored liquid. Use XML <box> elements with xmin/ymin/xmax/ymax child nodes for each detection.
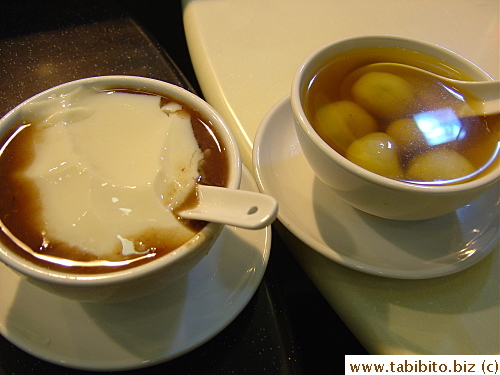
<box><xmin>304</xmin><ymin>46</ymin><xmax>499</xmax><ymax>182</ymax></box>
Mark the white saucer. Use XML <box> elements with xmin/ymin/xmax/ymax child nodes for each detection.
<box><xmin>0</xmin><ymin>167</ymin><xmax>271</xmax><ymax>371</ymax></box>
<box><xmin>253</xmin><ymin>96</ymin><xmax>499</xmax><ymax>279</ymax></box>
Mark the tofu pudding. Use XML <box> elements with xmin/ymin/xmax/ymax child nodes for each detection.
<box><xmin>0</xmin><ymin>86</ymin><xmax>228</xmax><ymax>274</ymax></box>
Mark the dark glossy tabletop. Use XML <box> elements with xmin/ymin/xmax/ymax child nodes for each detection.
<box><xmin>0</xmin><ymin>1</ymin><xmax>367</xmax><ymax>373</ymax></box>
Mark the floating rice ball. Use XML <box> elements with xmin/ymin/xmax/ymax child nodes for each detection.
<box><xmin>386</xmin><ymin>118</ymin><xmax>428</xmax><ymax>154</ymax></box>
<box><xmin>315</xmin><ymin>100</ymin><xmax>377</xmax><ymax>151</ymax></box>
<box><xmin>346</xmin><ymin>132</ymin><xmax>404</xmax><ymax>179</ymax></box>
<box><xmin>351</xmin><ymin>72</ymin><xmax>415</xmax><ymax>119</ymax></box>
<box><xmin>455</xmin><ymin>102</ymin><xmax>477</xmax><ymax>118</ymax></box>
<box><xmin>405</xmin><ymin>148</ymin><xmax>475</xmax><ymax>182</ymax></box>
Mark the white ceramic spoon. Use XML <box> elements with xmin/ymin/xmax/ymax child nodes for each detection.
<box><xmin>178</xmin><ymin>185</ymin><xmax>278</xmax><ymax>229</ymax></box>
<box><xmin>349</xmin><ymin>62</ymin><xmax>500</xmax><ymax>116</ymax></box>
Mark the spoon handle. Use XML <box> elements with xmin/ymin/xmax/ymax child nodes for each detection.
<box><xmin>178</xmin><ymin>185</ymin><xmax>278</xmax><ymax>229</ymax></box>
<box><xmin>460</xmin><ymin>80</ymin><xmax>500</xmax><ymax>116</ymax></box>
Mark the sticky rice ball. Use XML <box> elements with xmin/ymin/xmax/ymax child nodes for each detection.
<box><xmin>455</xmin><ymin>102</ymin><xmax>478</xmax><ymax>118</ymax></box>
<box><xmin>386</xmin><ymin>118</ymin><xmax>428</xmax><ymax>154</ymax></box>
<box><xmin>315</xmin><ymin>100</ymin><xmax>378</xmax><ymax>151</ymax></box>
<box><xmin>405</xmin><ymin>148</ymin><xmax>475</xmax><ymax>182</ymax></box>
<box><xmin>346</xmin><ymin>132</ymin><xmax>404</xmax><ymax>179</ymax></box>
<box><xmin>351</xmin><ymin>72</ymin><xmax>415</xmax><ymax>120</ymax></box>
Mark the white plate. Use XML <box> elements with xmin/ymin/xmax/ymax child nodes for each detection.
<box><xmin>0</xmin><ymin>167</ymin><xmax>271</xmax><ymax>371</ymax></box>
<box><xmin>253</xmin><ymin>96</ymin><xmax>499</xmax><ymax>279</ymax></box>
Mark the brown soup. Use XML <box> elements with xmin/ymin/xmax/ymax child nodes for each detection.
<box><xmin>0</xmin><ymin>89</ymin><xmax>229</xmax><ymax>274</ymax></box>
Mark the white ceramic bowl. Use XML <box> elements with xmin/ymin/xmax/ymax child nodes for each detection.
<box><xmin>291</xmin><ymin>35</ymin><xmax>499</xmax><ymax>220</ymax></box>
<box><xmin>0</xmin><ymin>76</ymin><xmax>241</xmax><ymax>302</ymax></box>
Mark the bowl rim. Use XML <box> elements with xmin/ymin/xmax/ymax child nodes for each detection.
<box><xmin>291</xmin><ymin>34</ymin><xmax>499</xmax><ymax>194</ymax></box>
<box><xmin>0</xmin><ymin>75</ymin><xmax>241</xmax><ymax>286</ymax></box>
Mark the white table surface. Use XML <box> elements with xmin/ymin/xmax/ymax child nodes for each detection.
<box><xmin>182</xmin><ymin>0</ymin><xmax>499</xmax><ymax>354</ymax></box>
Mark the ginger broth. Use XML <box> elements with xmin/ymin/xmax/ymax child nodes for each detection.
<box><xmin>304</xmin><ymin>46</ymin><xmax>499</xmax><ymax>184</ymax></box>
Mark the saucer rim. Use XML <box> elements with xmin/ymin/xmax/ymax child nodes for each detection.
<box><xmin>253</xmin><ymin>95</ymin><xmax>499</xmax><ymax>279</ymax></box>
<box><xmin>0</xmin><ymin>166</ymin><xmax>271</xmax><ymax>371</ymax></box>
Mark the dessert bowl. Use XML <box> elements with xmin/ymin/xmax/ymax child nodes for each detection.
<box><xmin>0</xmin><ymin>75</ymin><xmax>243</xmax><ymax>302</ymax></box>
<box><xmin>291</xmin><ymin>35</ymin><xmax>499</xmax><ymax>220</ymax></box>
